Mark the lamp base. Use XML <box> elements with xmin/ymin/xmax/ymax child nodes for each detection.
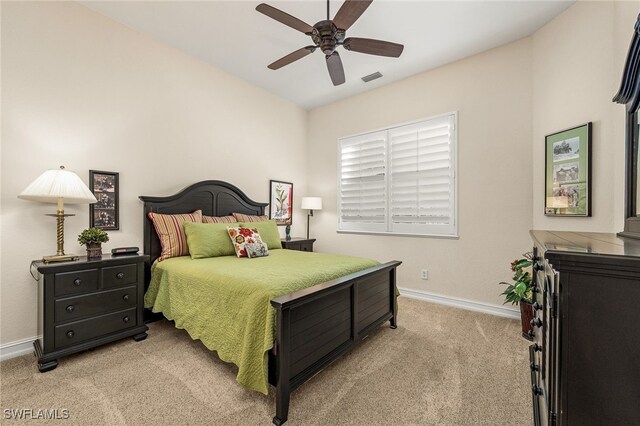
<box><xmin>42</xmin><ymin>254</ymin><xmax>79</xmax><ymax>264</ymax></box>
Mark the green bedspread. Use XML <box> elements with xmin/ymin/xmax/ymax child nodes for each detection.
<box><xmin>144</xmin><ymin>249</ymin><xmax>378</xmax><ymax>394</ymax></box>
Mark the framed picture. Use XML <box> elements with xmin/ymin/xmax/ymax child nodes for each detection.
<box><xmin>545</xmin><ymin>123</ymin><xmax>592</xmax><ymax>216</ymax></box>
<box><xmin>269</xmin><ymin>180</ymin><xmax>293</xmax><ymax>226</ymax></box>
<box><xmin>89</xmin><ymin>170</ymin><xmax>119</xmax><ymax>229</ymax></box>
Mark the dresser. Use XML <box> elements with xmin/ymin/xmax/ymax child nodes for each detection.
<box><xmin>280</xmin><ymin>237</ymin><xmax>315</xmax><ymax>252</ymax></box>
<box><xmin>529</xmin><ymin>231</ymin><xmax>640</xmax><ymax>425</ymax></box>
<box><xmin>33</xmin><ymin>254</ymin><xmax>149</xmax><ymax>372</ymax></box>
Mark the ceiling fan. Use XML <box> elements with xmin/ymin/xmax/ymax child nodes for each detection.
<box><xmin>256</xmin><ymin>0</ymin><xmax>404</xmax><ymax>86</ymax></box>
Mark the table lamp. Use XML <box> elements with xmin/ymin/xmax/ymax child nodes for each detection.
<box><xmin>301</xmin><ymin>197</ymin><xmax>322</xmax><ymax>240</ymax></box>
<box><xmin>18</xmin><ymin>166</ymin><xmax>97</xmax><ymax>263</ymax></box>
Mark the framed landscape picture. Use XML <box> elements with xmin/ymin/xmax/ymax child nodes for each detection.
<box><xmin>544</xmin><ymin>123</ymin><xmax>592</xmax><ymax>216</ymax></box>
<box><xmin>89</xmin><ymin>170</ymin><xmax>119</xmax><ymax>230</ymax></box>
<box><xmin>269</xmin><ymin>180</ymin><xmax>293</xmax><ymax>226</ymax></box>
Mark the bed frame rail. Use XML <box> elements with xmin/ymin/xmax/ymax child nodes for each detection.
<box><xmin>269</xmin><ymin>260</ymin><xmax>401</xmax><ymax>425</ymax></box>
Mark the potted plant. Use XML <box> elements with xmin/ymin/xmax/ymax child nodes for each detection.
<box><xmin>78</xmin><ymin>227</ymin><xmax>109</xmax><ymax>260</ymax></box>
<box><xmin>500</xmin><ymin>253</ymin><xmax>535</xmax><ymax>340</ymax></box>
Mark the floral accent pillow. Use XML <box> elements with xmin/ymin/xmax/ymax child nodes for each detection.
<box><xmin>226</xmin><ymin>227</ymin><xmax>265</xmax><ymax>258</ymax></box>
<box><xmin>246</xmin><ymin>242</ymin><xmax>269</xmax><ymax>258</ymax></box>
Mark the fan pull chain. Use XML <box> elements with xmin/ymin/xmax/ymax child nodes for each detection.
<box><xmin>327</xmin><ymin>0</ymin><xmax>330</xmax><ymax>20</ymax></box>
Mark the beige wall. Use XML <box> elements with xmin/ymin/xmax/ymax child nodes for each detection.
<box><xmin>307</xmin><ymin>38</ymin><xmax>534</xmax><ymax>308</ymax></box>
<box><xmin>531</xmin><ymin>1</ymin><xmax>636</xmax><ymax>232</ymax></box>
<box><xmin>307</xmin><ymin>1</ymin><xmax>640</xmax><ymax>309</ymax></box>
<box><xmin>0</xmin><ymin>2</ymin><xmax>308</xmax><ymax>345</ymax></box>
<box><xmin>2</xmin><ymin>1</ymin><xmax>639</xmax><ymax>347</ymax></box>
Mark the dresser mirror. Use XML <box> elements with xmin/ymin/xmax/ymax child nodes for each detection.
<box><xmin>615</xmin><ymin>15</ymin><xmax>640</xmax><ymax>238</ymax></box>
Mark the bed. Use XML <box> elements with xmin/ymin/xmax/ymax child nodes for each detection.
<box><xmin>139</xmin><ymin>180</ymin><xmax>401</xmax><ymax>425</ymax></box>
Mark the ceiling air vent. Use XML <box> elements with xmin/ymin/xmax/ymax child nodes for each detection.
<box><xmin>361</xmin><ymin>72</ymin><xmax>383</xmax><ymax>83</ymax></box>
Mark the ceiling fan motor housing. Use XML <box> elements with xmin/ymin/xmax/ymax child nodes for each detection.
<box><xmin>312</xmin><ymin>20</ymin><xmax>345</xmax><ymax>55</ymax></box>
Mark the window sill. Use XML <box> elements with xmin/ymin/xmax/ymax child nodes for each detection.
<box><xmin>336</xmin><ymin>230</ymin><xmax>459</xmax><ymax>240</ymax></box>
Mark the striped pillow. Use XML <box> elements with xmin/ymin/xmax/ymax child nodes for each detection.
<box><xmin>148</xmin><ymin>210</ymin><xmax>202</xmax><ymax>261</ymax></box>
<box><xmin>232</xmin><ymin>212</ymin><xmax>269</xmax><ymax>223</ymax></box>
<box><xmin>202</xmin><ymin>215</ymin><xmax>236</xmax><ymax>224</ymax></box>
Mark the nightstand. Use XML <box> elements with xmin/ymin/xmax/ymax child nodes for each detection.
<box><xmin>33</xmin><ymin>254</ymin><xmax>149</xmax><ymax>372</ymax></box>
<box><xmin>281</xmin><ymin>237</ymin><xmax>315</xmax><ymax>252</ymax></box>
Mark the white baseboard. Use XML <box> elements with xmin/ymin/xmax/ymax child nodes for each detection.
<box><xmin>0</xmin><ymin>336</ymin><xmax>37</xmax><ymax>362</ymax></box>
<box><xmin>1</xmin><ymin>291</ymin><xmax>517</xmax><ymax>361</ymax></box>
<box><xmin>398</xmin><ymin>287</ymin><xmax>520</xmax><ymax>320</ymax></box>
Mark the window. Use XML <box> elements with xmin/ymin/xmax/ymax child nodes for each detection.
<box><xmin>338</xmin><ymin>113</ymin><xmax>457</xmax><ymax>237</ymax></box>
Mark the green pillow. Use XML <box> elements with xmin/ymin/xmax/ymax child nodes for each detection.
<box><xmin>239</xmin><ymin>220</ymin><xmax>282</xmax><ymax>250</ymax></box>
<box><xmin>183</xmin><ymin>222</ymin><xmax>240</xmax><ymax>259</ymax></box>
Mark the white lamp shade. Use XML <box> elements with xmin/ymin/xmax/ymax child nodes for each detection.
<box><xmin>18</xmin><ymin>167</ymin><xmax>97</xmax><ymax>204</ymax></box>
<box><xmin>301</xmin><ymin>197</ymin><xmax>322</xmax><ymax>210</ymax></box>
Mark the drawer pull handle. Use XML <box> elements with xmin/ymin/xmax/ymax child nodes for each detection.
<box><xmin>527</xmin><ymin>330</ymin><xmax>536</xmax><ymax>339</ymax></box>
<box><xmin>122</xmin><ymin>294</ymin><xmax>129</xmax><ymax>301</ymax></box>
<box><xmin>530</xmin><ymin>318</ymin><xmax>543</xmax><ymax>328</ymax></box>
<box><xmin>532</xmin><ymin>385</ymin><xmax>543</xmax><ymax>396</ymax></box>
<box><xmin>533</xmin><ymin>343</ymin><xmax>543</xmax><ymax>352</ymax></box>
<box><xmin>66</xmin><ymin>331</ymin><xmax>75</xmax><ymax>338</ymax></box>
<box><xmin>533</xmin><ymin>262</ymin><xmax>544</xmax><ymax>272</ymax></box>
<box><xmin>66</xmin><ymin>305</ymin><xmax>75</xmax><ymax>313</ymax></box>
<box><xmin>123</xmin><ymin>316</ymin><xmax>130</xmax><ymax>323</ymax></box>
<box><xmin>533</xmin><ymin>302</ymin><xmax>543</xmax><ymax>311</ymax></box>
<box><xmin>116</xmin><ymin>272</ymin><xmax>125</xmax><ymax>279</ymax></box>
<box><xmin>530</xmin><ymin>362</ymin><xmax>539</xmax><ymax>372</ymax></box>
<box><xmin>73</xmin><ymin>278</ymin><xmax>82</xmax><ymax>286</ymax></box>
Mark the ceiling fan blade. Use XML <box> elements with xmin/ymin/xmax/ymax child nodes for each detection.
<box><xmin>268</xmin><ymin>47</ymin><xmax>316</xmax><ymax>70</ymax></box>
<box><xmin>256</xmin><ymin>3</ymin><xmax>314</xmax><ymax>34</ymax></box>
<box><xmin>343</xmin><ymin>37</ymin><xmax>404</xmax><ymax>57</ymax></box>
<box><xmin>326</xmin><ymin>51</ymin><xmax>346</xmax><ymax>86</ymax></box>
<box><xmin>333</xmin><ymin>0</ymin><xmax>373</xmax><ymax>31</ymax></box>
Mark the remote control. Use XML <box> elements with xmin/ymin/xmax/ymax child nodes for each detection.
<box><xmin>111</xmin><ymin>247</ymin><xmax>139</xmax><ymax>256</ymax></box>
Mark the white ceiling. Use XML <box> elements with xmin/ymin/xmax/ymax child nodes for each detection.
<box><xmin>81</xmin><ymin>1</ymin><xmax>573</xmax><ymax>110</ymax></box>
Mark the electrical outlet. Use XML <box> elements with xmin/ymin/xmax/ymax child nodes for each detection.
<box><xmin>421</xmin><ymin>269</ymin><xmax>429</xmax><ymax>280</ymax></box>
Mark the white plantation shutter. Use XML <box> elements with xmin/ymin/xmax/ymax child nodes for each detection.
<box><xmin>389</xmin><ymin>115</ymin><xmax>456</xmax><ymax>235</ymax></box>
<box><xmin>338</xmin><ymin>131</ymin><xmax>387</xmax><ymax>232</ymax></box>
<box><xmin>338</xmin><ymin>113</ymin><xmax>457</xmax><ymax>237</ymax></box>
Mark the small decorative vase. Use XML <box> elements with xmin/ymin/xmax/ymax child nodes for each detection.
<box><xmin>285</xmin><ymin>224</ymin><xmax>291</xmax><ymax>241</ymax></box>
<box><xmin>520</xmin><ymin>300</ymin><xmax>534</xmax><ymax>340</ymax></box>
<box><xmin>86</xmin><ymin>242</ymin><xmax>102</xmax><ymax>260</ymax></box>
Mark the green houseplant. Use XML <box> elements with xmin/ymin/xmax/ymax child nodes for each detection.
<box><xmin>78</xmin><ymin>227</ymin><xmax>109</xmax><ymax>259</ymax></box>
<box><xmin>500</xmin><ymin>252</ymin><xmax>535</xmax><ymax>340</ymax></box>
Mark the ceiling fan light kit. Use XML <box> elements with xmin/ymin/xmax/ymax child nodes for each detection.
<box><xmin>256</xmin><ymin>0</ymin><xmax>404</xmax><ymax>86</ymax></box>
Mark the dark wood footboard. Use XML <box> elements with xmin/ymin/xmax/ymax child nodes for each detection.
<box><xmin>269</xmin><ymin>260</ymin><xmax>401</xmax><ymax>426</ymax></box>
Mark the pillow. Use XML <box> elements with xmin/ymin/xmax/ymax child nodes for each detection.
<box><xmin>148</xmin><ymin>210</ymin><xmax>202</xmax><ymax>261</ymax></box>
<box><xmin>246</xmin><ymin>241</ymin><xmax>269</xmax><ymax>258</ymax></box>
<box><xmin>226</xmin><ymin>226</ymin><xmax>264</xmax><ymax>258</ymax></box>
<box><xmin>232</xmin><ymin>212</ymin><xmax>269</xmax><ymax>223</ymax></box>
<box><xmin>183</xmin><ymin>222</ymin><xmax>240</xmax><ymax>259</ymax></box>
<box><xmin>238</xmin><ymin>219</ymin><xmax>282</xmax><ymax>250</ymax></box>
<box><xmin>202</xmin><ymin>215</ymin><xmax>236</xmax><ymax>224</ymax></box>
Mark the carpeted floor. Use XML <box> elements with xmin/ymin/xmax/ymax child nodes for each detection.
<box><xmin>1</xmin><ymin>297</ymin><xmax>531</xmax><ymax>425</ymax></box>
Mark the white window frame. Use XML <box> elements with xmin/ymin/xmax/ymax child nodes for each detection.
<box><xmin>337</xmin><ymin>112</ymin><xmax>458</xmax><ymax>238</ymax></box>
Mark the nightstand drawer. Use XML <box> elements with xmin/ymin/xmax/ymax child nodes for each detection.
<box><xmin>299</xmin><ymin>243</ymin><xmax>313</xmax><ymax>252</ymax></box>
<box><xmin>54</xmin><ymin>269</ymin><xmax>98</xmax><ymax>297</ymax></box>
<box><xmin>54</xmin><ymin>307</ymin><xmax>137</xmax><ymax>350</ymax></box>
<box><xmin>54</xmin><ymin>286</ymin><xmax>137</xmax><ymax>322</ymax></box>
<box><xmin>101</xmin><ymin>264</ymin><xmax>137</xmax><ymax>288</ymax></box>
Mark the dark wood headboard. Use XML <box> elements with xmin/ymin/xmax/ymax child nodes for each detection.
<box><xmin>139</xmin><ymin>180</ymin><xmax>268</xmax><ymax>271</ymax></box>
